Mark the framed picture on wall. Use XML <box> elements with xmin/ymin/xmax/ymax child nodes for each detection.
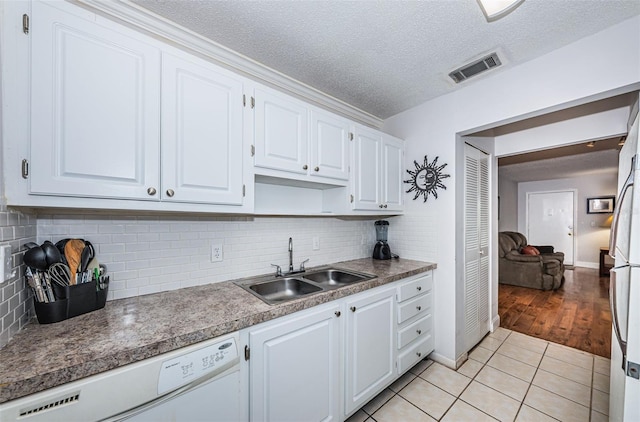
<box><xmin>587</xmin><ymin>196</ymin><xmax>616</xmax><ymax>214</ymax></box>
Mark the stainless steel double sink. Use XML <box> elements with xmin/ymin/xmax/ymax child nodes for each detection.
<box><xmin>236</xmin><ymin>268</ymin><xmax>376</xmax><ymax>305</ymax></box>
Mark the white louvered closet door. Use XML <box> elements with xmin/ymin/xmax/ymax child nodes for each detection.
<box><xmin>463</xmin><ymin>144</ymin><xmax>490</xmax><ymax>352</ymax></box>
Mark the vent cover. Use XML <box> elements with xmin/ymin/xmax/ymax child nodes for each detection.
<box><xmin>449</xmin><ymin>53</ymin><xmax>502</xmax><ymax>83</ymax></box>
<box><xmin>19</xmin><ymin>393</ymin><xmax>80</xmax><ymax>417</ymax></box>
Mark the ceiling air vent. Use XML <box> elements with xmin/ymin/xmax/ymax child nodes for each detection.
<box><xmin>449</xmin><ymin>52</ymin><xmax>502</xmax><ymax>83</ymax></box>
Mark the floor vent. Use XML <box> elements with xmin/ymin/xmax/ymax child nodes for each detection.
<box><xmin>449</xmin><ymin>52</ymin><xmax>502</xmax><ymax>83</ymax></box>
<box><xmin>19</xmin><ymin>392</ymin><xmax>80</xmax><ymax>417</ymax></box>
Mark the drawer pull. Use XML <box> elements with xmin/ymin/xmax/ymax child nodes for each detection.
<box><xmin>417</xmin><ymin>352</ymin><xmax>422</xmax><ymax>357</ymax></box>
<box><xmin>335</xmin><ymin>311</ymin><xmax>341</xmax><ymax>317</ymax></box>
<box><xmin>417</xmin><ymin>329</ymin><xmax>422</xmax><ymax>335</ymax></box>
<box><xmin>416</xmin><ymin>306</ymin><xmax>422</xmax><ymax>311</ymax></box>
<box><xmin>350</xmin><ymin>306</ymin><xmax>356</xmax><ymax>312</ymax></box>
<box><xmin>417</xmin><ymin>286</ymin><xmax>422</xmax><ymax>291</ymax></box>
<box><xmin>303</xmin><ymin>165</ymin><xmax>308</xmax><ymax>170</ymax></box>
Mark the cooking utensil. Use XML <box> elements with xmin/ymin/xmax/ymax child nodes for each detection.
<box><xmin>23</xmin><ymin>246</ymin><xmax>48</xmax><ymax>271</ymax></box>
<box><xmin>64</xmin><ymin>239</ymin><xmax>85</xmax><ymax>283</ymax></box>
<box><xmin>48</xmin><ymin>263</ymin><xmax>71</xmax><ymax>287</ymax></box>
<box><xmin>79</xmin><ymin>242</ymin><xmax>95</xmax><ymax>273</ymax></box>
<box><xmin>41</xmin><ymin>241</ymin><xmax>62</xmax><ymax>267</ymax></box>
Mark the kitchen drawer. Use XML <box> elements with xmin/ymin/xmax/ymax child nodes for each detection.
<box><xmin>397</xmin><ymin>314</ymin><xmax>432</xmax><ymax>349</ymax></box>
<box><xmin>397</xmin><ymin>293</ymin><xmax>431</xmax><ymax>324</ymax></box>
<box><xmin>397</xmin><ymin>272</ymin><xmax>432</xmax><ymax>302</ymax></box>
<box><xmin>397</xmin><ymin>335</ymin><xmax>433</xmax><ymax>374</ymax></box>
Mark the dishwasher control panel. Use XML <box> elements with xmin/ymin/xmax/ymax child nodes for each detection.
<box><xmin>157</xmin><ymin>337</ymin><xmax>238</xmax><ymax>395</ymax></box>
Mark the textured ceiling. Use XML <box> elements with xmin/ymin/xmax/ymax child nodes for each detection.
<box><xmin>132</xmin><ymin>0</ymin><xmax>640</xmax><ymax>119</ymax></box>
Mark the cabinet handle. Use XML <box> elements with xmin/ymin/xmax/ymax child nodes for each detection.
<box><xmin>350</xmin><ymin>306</ymin><xmax>356</xmax><ymax>312</ymax></box>
<box><xmin>379</xmin><ymin>204</ymin><xmax>384</xmax><ymax>208</ymax></box>
<box><xmin>147</xmin><ymin>187</ymin><xmax>157</xmax><ymax>196</ymax></box>
<box><xmin>314</xmin><ymin>166</ymin><xmax>319</xmax><ymax>172</ymax></box>
<box><xmin>383</xmin><ymin>204</ymin><xmax>388</xmax><ymax>209</ymax></box>
<box><xmin>417</xmin><ymin>352</ymin><xmax>422</xmax><ymax>358</ymax></box>
<box><xmin>166</xmin><ymin>189</ymin><xmax>175</xmax><ymax>197</ymax></box>
<box><xmin>417</xmin><ymin>286</ymin><xmax>422</xmax><ymax>291</ymax></box>
<box><xmin>416</xmin><ymin>306</ymin><xmax>422</xmax><ymax>311</ymax></box>
<box><xmin>417</xmin><ymin>329</ymin><xmax>422</xmax><ymax>335</ymax></box>
<box><xmin>303</xmin><ymin>165</ymin><xmax>308</xmax><ymax>170</ymax></box>
<box><xmin>335</xmin><ymin>311</ymin><xmax>341</xmax><ymax>317</ymax></box>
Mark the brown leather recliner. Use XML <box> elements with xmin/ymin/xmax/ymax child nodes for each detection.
<box><xmin>498</xmin><ymin>231</ymin><xmax>565</xmax><ymax>290</ymax></box>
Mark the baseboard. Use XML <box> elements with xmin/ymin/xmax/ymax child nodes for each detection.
<box><xmin>491</xmin><ymin>314</ymin><xmax>501</xmax><ymax>332</ymax></box>
<box><xmin>575</xmin><ymin>261</ymin><xmax>599</xmax><ymax>269</ymax></box>
<box><xmin>429</xmin><ymin>351</ymin><xmax>467</xmax><ymax>370</ymax></box>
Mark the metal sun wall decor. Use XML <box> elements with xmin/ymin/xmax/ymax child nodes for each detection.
<box><xmin>404</xmin><ymin>155</ymin><xmax>450</xmax><ymax>202</ymax></box>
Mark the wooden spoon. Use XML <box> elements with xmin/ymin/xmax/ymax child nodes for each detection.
<box><xmin>64</xmin><ymin>239</ymin><xmax>85</xmax><ymax>284</ymax></box>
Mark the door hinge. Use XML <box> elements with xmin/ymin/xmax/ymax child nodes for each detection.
<box><xmin>244</xmin><ymin>345</ymin><xmax>250</xmax><ymax>361</ymax></box>
<box><xmin>350</xmin><ymin>194</ymin><xmax>354</xmax><ymax>203</ymax></box>
<box><xmin>243</xmin><ymin>94</ymin><xmax>246</xmax><ymax>107</ymax></box>
<box><xmin>628</xmin><ymin>360</ymin><xmax>640</xmax><ymax>379</ymax></box>
<box><xmin>349</xmin><ymin>132</ymin><xmax>354</xmax><ymax>141</ymax></box>
<box><xmin>22</xmin><ymin>14</ymin><xmax>29</xmax><ymax>35</ymax></box>
<box><xmin>250</xmin><ymin>97</ymin><xmax>255</xmax><ymax>109</ymax></box>
<box><xmin>242</xmin><ymin>184</ymin><xmax>246</xmax><ymax>197</ymax></box>
<box><xmin>21</xmin><ymin>159</ymin><xmax>29</xmax><ymax>179</ymax></box>
<box><xmin>250</xmin><ymin>145</ymin><xmax>255</xmax><ymax>157</ymax></box>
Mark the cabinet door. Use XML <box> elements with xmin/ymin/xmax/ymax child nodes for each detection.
<box><xmin>30</xmin><ymin>1</ymin><xmax>161</xmax><ymax>200</ymax></box>
<box><xmin>254</xmin><ymin>87</ymin><xmax>308</xmax><ymax>174</ymax></box>
<box><xmin>344</xmin><ymin>287</ymin><xmax>395</xmax><ymax>415</ymax></box>
<box><xmin>351</xmin><ymin>127</ymin><xmax>382</xmax><ymax>210</ymax></box>
<box><xmin>161</xmin><ymin>52</ymin><xmax>244</xmax><ymax>205</ymax></box>
<box><xmin>309</xmin><ymin>110</ymin><xmax>350</xmax><ymax>181</ymax></box>
<box><xmin>382</xmin><ymin>136</ymin><xmax>404</xmax><ymax>211</ymax></box>
<box><xmin>249</xmin><ymin>304</ymin><xmax>341</xmax><ymax>422</ymax></box>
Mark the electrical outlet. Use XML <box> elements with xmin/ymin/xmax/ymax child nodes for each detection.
<box><xmin>0</xmin><ymin>244</ymin><xmax>13</xmax><ymax>283</ymax></box>
<box><xmin>211</xmin><ymin>244</ymin><xmax>223</xmax><ymax>262</ymax></box>
<box><xmin>312</xmin><ymin>236</ymin><xmax>320</xmax><ymax>251</ymax></box>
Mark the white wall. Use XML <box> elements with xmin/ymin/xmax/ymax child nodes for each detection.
<box><xmin>498</xmin><ymin>178</ymin><xmax>518</xmax><ymax>231</ymax></box>
<box><xmin>517</xmin><ymin>173</ymin><xmax>617</xmax><ymax>267</ymax></box>
<box><xmin>383</xmin><ymin>16</ymin><xmax>640</xmax><ymax>367</ymax></box>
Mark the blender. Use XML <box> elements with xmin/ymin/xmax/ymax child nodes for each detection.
<box><xmin>373</xmin><ymin>220</ymin><xmax>393</xmax><ymax>260</ymax></box>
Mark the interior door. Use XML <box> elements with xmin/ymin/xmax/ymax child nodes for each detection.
<box><xmin>526</xmin><ymin>191</ymin><xmax>575</xmax><ymax>265</ymax></box>
<box><xmin>463</xmin><ymin>144</ymin><xmax>490</xmax><ymax>352</ymax></box>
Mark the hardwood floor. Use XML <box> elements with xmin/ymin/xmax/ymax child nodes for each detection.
<box><xmin>498</xmin><ymin>267</ymin><xmax>612</xmax><ymax>358</ymax></box>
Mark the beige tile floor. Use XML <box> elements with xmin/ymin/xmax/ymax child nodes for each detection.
<box><xmin>347</xmin><ymin>328</ymin><xmax>610</xmax><ymax>422</ymax></box>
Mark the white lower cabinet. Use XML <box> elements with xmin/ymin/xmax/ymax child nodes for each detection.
<box><xmin>242</xmin><ymin>271</ymin><xmax>433</xmax><ymax>421</ymax></box>
<box><xmin>396</xmin><ymin>273</ymin><xmax>434</xmax><ymax>374</ymax></box>
<box><xmin>343</xmin><ymin>286</ymin><xmax>396</xmax><ymax>416</ymax></box>
<box><xmin>246</xmin><ymin>302</ymin><xmax>341</xmax><ymax>422</ymax></box>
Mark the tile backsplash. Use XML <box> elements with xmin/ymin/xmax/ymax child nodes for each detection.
<box><xmin>0</xmin><ymin>203</ymin><xmax>37</xmax><ymax>349</ymax></box>
<box><xmin>37</xmin><ymin>213</ymin><xmax>376</xmax><ymax>300</ymax></box>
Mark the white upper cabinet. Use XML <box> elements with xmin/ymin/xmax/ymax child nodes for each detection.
<box><xmin>28</xmin><ymin>1</ymin><xmax>246</xmax><ymax>208</ymax></box>
<box><xmin>309</xmin><ymin>110</ymin><xmax>350</xmax><ymax>181</ymax></box>
<box><xmin>254</xmin><ymin>86</ymin><xmax>308</xmax><ymax>175</ymax></box>
<box><xmin>352</xmin><ymin>125</ymin><xmax>404</xmax><ymax>212</ymax></box>
<box><xmin>161</xmin><ymin>52</ymin><xmax>244</xmax><ymax>205</ymax></box>
<box><xmin>30</xmin><ymin>0</ymin><xmax>161</xmax><ymax>200</ymax></box>
<box><xmin>381</xmin><ymin>135</ymin><xmax>404</xmax><ymax>211</ymax></box>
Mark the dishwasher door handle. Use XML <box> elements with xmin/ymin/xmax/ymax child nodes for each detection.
<box><xmin>100</xmin><ymin>357</ymin><xmax>240</xmax><ymax>422</ymax></box>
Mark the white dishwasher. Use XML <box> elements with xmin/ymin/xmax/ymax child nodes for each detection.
<box><xmin>0</xmin><ymin>332</ymin><xmax>244</xmax><ymax>422</ymax></box>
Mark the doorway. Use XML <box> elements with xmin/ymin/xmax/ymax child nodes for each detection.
<box><xmin>526</xmin><ymin>190</ymin><xmax>576</xmax><ymax>266</ymax></box>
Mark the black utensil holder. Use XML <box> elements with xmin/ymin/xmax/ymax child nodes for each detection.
<box><xmin>33</xmin><ymin>278</ymin><xmax>109</xmax><ymax>324</ymax></box>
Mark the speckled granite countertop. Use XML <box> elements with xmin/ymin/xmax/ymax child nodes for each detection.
<box><xmin>0</xmin><ymin>258</ymin><xmax>435</xmax><ymax>404</ymax></box>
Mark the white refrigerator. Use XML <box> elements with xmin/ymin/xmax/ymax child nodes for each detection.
<box><xmin>609</xmin><ymin>101</ymin><xmax>640</xmax><ymax>422</ymax></box>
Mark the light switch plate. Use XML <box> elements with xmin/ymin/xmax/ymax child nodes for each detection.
<box><xmin>312</xmin><ymin>237</ymin><xmax>320</xmax><ymax>251</ymax></box>
<box><xmin>0</xmin><ymin>244</ymin><xmax>12</xmax><ymax>283</ymax></box>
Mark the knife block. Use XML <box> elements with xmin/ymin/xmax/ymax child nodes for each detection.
<box><xmin>33</xmin><ymin>277</ymin><xmax>109</xmax><ymax>324</ymax></box>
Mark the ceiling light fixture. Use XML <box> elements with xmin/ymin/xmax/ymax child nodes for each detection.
<box><xmin>586</xmin><ymin>141</ymin><xmax>596</xmax><ymax>148</ymax></box>
<box><xmin>477</xmin><ymin>0</ymin><xmax>525</xmax><ymax>21</ymax></box>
